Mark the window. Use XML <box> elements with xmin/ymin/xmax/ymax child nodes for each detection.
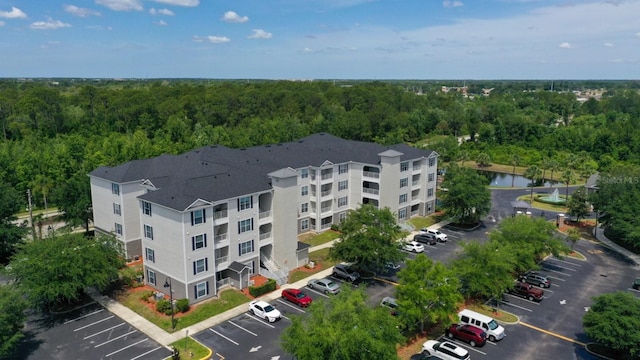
<box><xmin>400</xmin><ymin>178</ymin><xmax>408</xmax><ymax>188</ymax></box>
<box><xmin>239</xmin><ymin>240</ymin><xmax>254</xmax><ymax>256</ymax></box>
<box><xmin>147</xmin><ymin>270</ymin><xmax>156</xmax><ymax>285</ymax></box>
<box><xmin>428</xmin><ymin>173</ymin><xmax>435</xmax><ymax>182</ymax></box>
<box><xmin>142</xmin><ymin>201</ymin><xmax>152</xmax><ymax>216</ymax></box>
<box><xmin>238</xmin><ymin>196</ymin><xmax>253</xmax><ymax>211</ymax></box>
<box><xmin>191</xmin><ymin>209</ymin><xmax>206</xmax><ymax>225</ymax></box>
<box><xmin>114</xmin><ymin>223</ymin><xmax>122</xmax><ymax>235</ymax></box>
<box><xmin>113</xmin><ymin>203</ymin><xmax>121</xmax><ymax>216</ymax></box>
<box><xmin>428</xmin><ymin>188</ymin><xmax>434</xmax><ymax>197</ymax></box>
<box><xmin>144</xmin><ymin>225</ymin><xmax>154</xmax><ymax>240</ymax></box>
<box><xmin>429</xmin><ymin>157</ymin><xmax>436</xmax><ymax>167</ymax></box>
<box><xmin>400</xmin><ymin>162</ymin><xmax>409</xmax><ymax>172</ymax></box>
<box><xmin>338</xmin><ymin>180</ymin><xmax>348</xmax><ymax>191</ymax></box>
<box><xmin>300</xmin><ymin>168</ymin><xmax>309</xmax><ymax>179</ymax></box>
<box><xmin>338</xmin><ymin>164</ymin><xmax>349</xmax><ymax>174</ymax></box>
<box><xmin>398</xmin><ymin>208</ymin><xmax>407</xmax><ymax>219</ymax></box>
<box><xmin>301</xmin><ymin>186</ymin><xmax>308</xmax><ymax>196</ymax></box>
<box><xmin>300</xmin><ymin>219</ymin><xmax>309</xmax><ymax>231</ymax></box>
<box><xmin>112</xmin><ymin>183</ymin><xmax>120</xmax><ymax>195</ymax></box>
<box><xmin>238</xmin><ymin>218</ymin><xmax>253</xmax><ymax>234</ymax></box>
<box><xmin>193</xmin><ymin>258</ymin><xmax>208</xmax><ymax>274</ymax></box>
<box><xmin>339</xmin><ymin>212</ymin><xmax>347</xmax><ymax>222</ymax></box>
<box><xmin>145</xmin><ymin>248</ymin><xmax>155</xmax><ymax>263</ymax></box>
<box><xmin>399</xmin><ymin>194</ymin><xmax>408</xmax><ymax>204</ymax></box>
<box><xmin>195</xmin><ymin>281</ymin><xmax>209</xmax><ymax>299</ymax></box>
<box><xmin>192</xmin><ymin>234</ymin><xmax>207</xmax><ymax>250</ymax></box>
<box><xmin>338</xmin><ymin>196</ymin><xmax>348</xmax><ymax>207</ymax></box>
<box><xmin>301</xmin><ymin>203</ymin><xmax>308</xmax><ymax>214</ymax></box>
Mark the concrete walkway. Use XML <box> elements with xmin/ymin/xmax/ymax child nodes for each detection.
<box><xmin>593</xmin><ymin>224</ymin><xmax>640</xmax><ymax>266</ymax></box>
<box><xmin>87</xmin><ymin>219</ymin><xmax>452</xmax><ymax>349</ymax></box>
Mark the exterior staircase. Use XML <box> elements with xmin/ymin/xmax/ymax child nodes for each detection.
<box><xmin>260</xmin><ymin>253</ymin><xmax>289</xmax><ymax>285</ymax></box>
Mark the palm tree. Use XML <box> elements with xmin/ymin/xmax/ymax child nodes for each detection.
<box><xmin>561</xmin><ymin>170</ymin><xmax>576</xmax><ymax>201</ymax></box>
<box><xmin>476</xmin><ymin>152</ymin><xmax>491</xmax><ymax>168</ymax></box>
<box><xmin>524</xmin><ymin>165</ymin><xmax>542</xmax><ymax>202</ymax></box>
<box><xmin>548</xmin><ymin>159</ymin><xmax>560</xmax><ymax>188</ymax></box>
<box><xmin>510</xmin><ymin>153</ymin><xmax>521</xmax><ymax>187</ymax></box>
<box><xmin>540</xmin><ymin>157</ymin><xmax>550</xmax><ymax>184</ymax></box>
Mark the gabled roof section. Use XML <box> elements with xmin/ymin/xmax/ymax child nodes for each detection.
<box><xmin>186</xmin><ymin>198</ymin><xmax>213</xmax><ymax>210</ymax></box>
<box><xmin>268</xmin><ymin>167</ymin><xmax>298</xmax><ymax>179</ymax></box>
<box><xmin>379</xmin><ymin>149</ymin><xmax>404</xmax><ymax>157</ymax></box>
<box><xmin>91</xmin><ymin>133</ymin><xmax>435</xmax><ymax>211</ymax></box>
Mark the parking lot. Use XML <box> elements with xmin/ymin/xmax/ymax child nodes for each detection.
<box><xmin>18</xmin><ymin>303</ymin><xmax>172</xmax><ymax>360</ymax></box>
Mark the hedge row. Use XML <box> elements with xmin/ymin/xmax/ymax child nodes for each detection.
<box><xmin>249</xmin><ymin>278</ymin><xmax>277</xmax><ymax>297</ymax></box>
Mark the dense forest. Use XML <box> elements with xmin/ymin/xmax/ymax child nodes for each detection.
<box><xmin>1</xmin><ymin>78</ymin><xmax>640</xmax><ymax>217</ymax></box>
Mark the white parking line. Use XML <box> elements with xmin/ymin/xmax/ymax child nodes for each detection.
<box><xmin>543</xmin><ymin>264</ymin><xmax>577</xmax><ymax>272</ymax></box>
<box><xmin>228</xmin><ymin>320</ymin><xmax>258</xmax><ymax>336</ymax></box>
<box><xmin>305</xmin><ymin>287</ymin><xmax>330</xmax><ymax>298</ymax></box>
<box><xmin>276</xmin><ymin>299</ymin><xmax>306</xmax><ymax>313</ymax></box>
<box><xmin>548</xmin><ymin>258</ymin><xmax>582</xmax><ymax>267</ymax></box>
<box><xmin>438</xmin><ymin>336</ymin><xmax>488</xmax><ymax>354</ymax></box>
<box><xmin>105</xmin><ymin>338</ymin><xmax>148</xmax><ymax>358</ymax></box>
<box><xmin>210</xmin><ymin>329</ymin><xmax>239</xmax><ymax>345</ymax></box>
<box><xmin>94</xmin><ymin>330</ymin><xmax>138</xmax><ymax>348</ymax></box>
<box><xmin>74</xmin><ymin>315</ymin><xmax>114</xmax><ymax>332</ymax></box>
<box><xmin>64</xmin><ymin>309</ymin><xmax>104</xmax><ymax>324</ymax></box>
<box><xmin>497</xmin><ymin>299</ymin><xmax>533</xmax><ymax>312</ymax></box>
<box><xmin>628</xmin><ymin>288</ymin><xmax>640</xmax><ymax>294</ymax></box>
<box><xmin>130</xmin><ymin>346</ymin><xmax>162</xmax><ymax>360</ymax></box>
<box><xmin>83</xmin><ymin>322</ymin><xmax>126</xmax><ymax>339</ymax></box>
<box><xmin>503</xmin><ymin>294</ymin><xmax>541</xmax><ymax>305</ymax></box>
<box><xmin>245</xmin><ymin>313</ymin><xmax>276</xmax><ymax>328</ymax></box>
<box><xmin>547</xmin><ymin>275</ymin><xmax>566</xmax><ymax>282</ymax></box>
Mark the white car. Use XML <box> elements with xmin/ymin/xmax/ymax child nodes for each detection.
<box><xmin>403</xmin><ymin>241</ymin><xmax>425</xmax><ymax>253</ymax></box>
<box><xmin>420</xmin><ymin>228</ymin><xmax>448</xmax><ymax>242</ymax></box>
<box><xmin>248</xmin><ymin>300</ymin><xmax>281</xmax><ymax>323</ymax></box>
<box><xmin>422</xmin><ymin>340</ymin><xmax>470</xmax><ymax>360</ymax></box>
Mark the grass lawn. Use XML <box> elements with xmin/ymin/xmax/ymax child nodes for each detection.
<box><xmin>298</xmin><ymin>230</ymin><xmax>341</xmax><ymax>247</ymax></box>
<box><xmin>288</xmin><ymin>248</ymin><xmax>338</xmax><ymax>283</ymax></box>
<box><xmin>406</xmin><ymin>216</ymin><xmax>437</xmax><ymax>231</ymax></box>
<box><xmin>116</xmin><ymin>288</ymin><xmax>250</xmax><ymax>333</ymax></box>
<box><xmin>169</xmin><ymin>337</ymin><xmax>211</xmax><ymax>360</ymax></box>
<box><xmin>516</xmin><ymin>194</ymin><xmax>569</xmax><ymax>213</ymax></box>
<box><xmin>466</xmin><ymin>302</ymin><xmax>519</xmax><ymax>324</ymax></box>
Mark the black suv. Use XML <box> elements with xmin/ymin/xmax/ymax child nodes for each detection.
<box><xmin>413</xmin><ymin>233</ymin><xmax>437</xmax><ymax>245</ymax></box>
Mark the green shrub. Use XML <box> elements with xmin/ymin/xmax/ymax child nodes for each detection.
<box><xmin>156</xmin><ymin>299</ymin><xmax>173</xmax><ymax>315</ymax></box>
<box><xmin>140</xmin><ymin>290</ymin><xmax>154</xmax><ymax>302</ymax></box>
<box><xmin>175</xmin><ymin>298</ymin><xmax>190</xmax><ymax>313</ymax></box>
<box><xmin>249</xmin><ymin>278</ymin><xmax>277</xmax><ymax>298</ymax></box>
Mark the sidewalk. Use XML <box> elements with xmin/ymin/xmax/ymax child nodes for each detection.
<box><xmin>593</xmin><ymin>224</ymin><xmax>640</xmax><ymax>266</ymax></box>
<box><xmin>88</xmin><ymin>219</ymin><xmax>451</xmax><ymax>349</ymax></box>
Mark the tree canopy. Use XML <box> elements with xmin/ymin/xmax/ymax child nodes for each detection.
<box><xmin>440</xmin><ymin>165</ymin><xmax>491</xmax><ymax>224</ymax></box>
<box><xmin>0</xmin><ymin>181</ymin><xmax>27</xmax><ymax>264</ymax></box>
<box><xmin>329</xmin><ymin>204</ymin><xmax>405</xmax><ymax>271</ymax></box>
<box><xmin>0</xmin><ymin>285</ymin><xmax>28</xmax><ymax>358</ymax></box>
<box><xmin>8</xmin><ymin>233</ymin><xmax>124</xmax><ymax>309</ymax></box>
<box><xmin>566</xmin><ymin>186</ymin><xmax>591</xmax><ymax>222</ymax></box>
<box><xmin>281</xmin><ymin>287</ymin><xmax>403</xmax><ymax>360</ymax></box>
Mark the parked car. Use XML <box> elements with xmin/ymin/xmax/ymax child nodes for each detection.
<box><xmin>332</xmin><ymin>263</ymin><xmax>360</xmax><ymax>282</ymax></box>
<box><xmin>422</xmin><ymin>340</ymin><xmax>470</xmax><ymax>360</ymax></box>
<box><xmin>403</xmin><ymin>241</ymin><xmax>425</xmax><ymax>253</ymax></box>
<box><xmin>445</xmin><ymin>324</ymin><xmax>487</xmax><ymax>347</ymax></box>
<box><xmin>307</xmin><ymin>278</ymin><xmax>341</xmax><ymax>294</ymax></box>
<box><xmin>248</xmin><ymin>300</ymin><xmax>281</xmax><ymax>323</ymax></box>
<box><xmin>385</xmin><ymin>261</ymin><xmax>402</xmax><ymax>270</ymax></box>
<box><xmin>520</xmin><ymin>271</ymin><xmax>551</xmax><ymax>288</ymax></box>
<box><xmin>420</xmin><ymin>228</ymin><xmax>448</xmax><ymax>242</ymax></box>
<box><xmin>419</xmin><ymin>356</ymin><xmax>446</xmax><ymax>360</ymax></box>
<box><xmin>414</xmin><ymin>233</ymin><xmax>437</xmax><ymax>245</ymax></box>
<box><xmin>380</xmin><ymin>296</ymin><xmax>399</xmax><ymax>316</ymax></box>
<box><xmin>281</xmin><ymin>288</ymin><xmax>313</xmax><ymax>307</ymax></box>
<box><xmin>509</xmin><ymin>281</ymin><xmax>544</xmax><ymax>301</ymax></box>
<box><xmin>633</xmin><ymin>277</ymin><xmax>640</xmax><ymax>290</ymax></box>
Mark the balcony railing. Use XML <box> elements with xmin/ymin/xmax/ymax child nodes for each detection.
<box><xmin>213</xmin><ymin>210</ymin><xmax>228</xmax><ymax>219</ymax></box>
<box><xmin>413</xmin><ymin>165</ymin><xmax>421</xmax><ymax>171</ymax></box>
<box><xmin>412</xmin><ymin>195</ymin><xmax>419</xmax><ymax>200</ymax></box>
<box><xmin>215</xmin><ymin>256</ymin><xmax>228</xmax><ymax>264</ymax></box>
<box><xmin>412</xmin><ymin>180</ymin><xmax>420</xmax><ymax>186</ymax></box>
<box><xmin>259</xmin><ymin>210</ymin><xmax>271</xmax><ymax>219</ymax></box>
<box><xmin>214</xmin><ymin>233</ymin><xmax>228</xmax><ymax>242</ymax></box>
<box><xmin>321</xmin><ymin>206</ymin><xmax>332</xmax><ymax>213</ymax></box>
<box><xmin>363</xmin><ymin>171</ymin><xmax>380</xmax><ymax>179</ymax></box>
<box><xmin>321</xmin><ymin>190</ymin><xmax>331</xmax><ymax>197</ymax></box>
<box><xmin>320</xmin><ymin>223</ymin><xmax>332</xmax><ymax>230</ymax></box>
<box><xmin>259</xmin><ymin>232</ymin><xmax>272</xmax><ymax>241</ymax></box>
<box><xmin>362</xmin><ymin>188</ymin><xmax>379</xmax><ymax>195</ymax></box>
<box><xmin>321</xmin><ymin>173</ymin><xmax>333</xmax><ymax>180</ymax></box>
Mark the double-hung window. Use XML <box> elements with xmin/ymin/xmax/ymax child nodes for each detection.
<box><xmin>400</xmin><ymin>162</ymin><xmax>409</xmax><ymax>172</ymax></box>
<box><xmin>300</xmin><ymin>168</ymin><xmax>309</xmax><ymax>179</ymax></box>
<box><xmin>192</xmin><ymin>234</ymin><xmax>207</xmax><ymax>250</ymax></box>
<box><xmin>301</xmin><ymin>186</ymin><xmax>308</xmax><ymax>196</ymax></box>
<box><xmin>338</xmin><ymin>164</ymin><xmax>348</xmax><ymax>174</ymax></box>
<box><xmin>114</xmin><ymin>223</ymin><xmax>123</xmax><ymax>235</ymax></box>
<box><xmin>147</xmin><ymin>270</ymin><xmax>156</xmax><ymax>285</ymax></box>
<box><xmin>144</xmin><ymin>225</ymin><xmax>154</xmax><ymax>240</ymax></box>
<box><xmin>113</xmin><ymin>203</ymin><xmax>121</xmax><ymax>216</ymax></box>
<box><xmin>338</xmin><ymin>196</ymin><xmax>348</xmax><ymax>207</ymax></box>
<box><xmin>428</xmin><ymin>188</ymin><xmax>434</xmax><ymax>197</ymax></box>
<box><xmin>193</xmin><ymin>258</ymin><xmax>208</xmax><ymax>274</ymax></box>
<box><xmin>338</xmin><ymin>180</ymin><xmax>348</xmax><ymax>191</ymax></box>
<box><xmin>238</xmin><ymin>196</ymin><xmax>253</xmax><ymax>211</ymax></box>
<box><xmin>191</xmin><ymin>209</ymin><xmax>206</xmax><ymax>225</ymax></box>
<box><xmin>400</xmin><ymin>178</ymin><xmax>408</xmax><ymax>188</ymax></box>
<box><xmin>238</xmin><ymin>218</ymin><xmax>253</xmax><ymax>234</ymax></box>
<box><xmin>399</xmin><ymin>194</ymin><xmax>408</xmax><ymax>204</ymax></box>
<box><xmin>239</xmin><ymin>240</ymin><xmax>254</xmax><ymax>256</ymax></box>
<box><xmin>142</xmin><ymin>201</ymin><xmax>152</xmax><ymax>216</ymax></box>
<box><xmin>301</xmin><ymin>203</ymin><xmax>308</xmax><ymax>214</ymax></box>
<box><xmin>429</xmin><ymin>157</ymin><xmax>436</xmax><ymax>167</ymax></box>
<box><xmin>195</xmin><ymin>282</ymin><xmax>209</xmax><ymax>299</ymax></box>
<box><xmin>112</xmin><ymin>183</ymin><xmax>120</xmax><ymax>195</ymax></box>
<box><xmin>145</xmin><ymin>248</ymin><xmax>155</xmax><ymax>263</ymax></box>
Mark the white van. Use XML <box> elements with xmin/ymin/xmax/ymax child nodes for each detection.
<box><xmin>458</xmin><ymin>309</ymin><xmax>506</xmax><ymax>342</ymax></box>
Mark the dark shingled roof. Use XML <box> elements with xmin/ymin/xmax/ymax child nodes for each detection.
<box><xmin>228</xmin><ymin>261</ymin><xmax>250</xmax><ymax>273</ymax></box>
<box><xmin>296</xmin><ymin>242</ymin><xmax>311</xmax><ymax>251</ymax></box>
<box><xmin>89</xmin><ymin>133</ymin><xmax>435</xmax><ymax>211</ymax></box>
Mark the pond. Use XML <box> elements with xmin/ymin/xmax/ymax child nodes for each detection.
<box><xmin>477</xmin><ymin>170</ymin><xmax>562</xmax><ymax>188</ymax></box>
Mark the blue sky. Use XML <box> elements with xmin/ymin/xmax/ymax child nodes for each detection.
<box><xmin>1</xmin><ymin>0</ymin><xmax>639</xmax><ymax>79</ymax></box>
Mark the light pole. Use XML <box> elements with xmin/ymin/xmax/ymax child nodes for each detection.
<box><xmin>163</xmin><ymin>277</ymin><xmax>175</xmax><ymax>330</ymax></box>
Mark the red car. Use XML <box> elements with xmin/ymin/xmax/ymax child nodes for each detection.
<box><xmin>445</xmin><ymin>324</ymin><xmax>487</xmax><ymax>347</ymax></box>
<box><xmin>281</xmin><ymin>288</ymin><xmax>313</xmax><ymax>307</ymax></box>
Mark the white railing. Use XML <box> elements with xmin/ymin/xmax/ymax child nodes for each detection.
<box><xmin>363</xmin><ymin>171</ymin><xmax>380</xmax><ymax>179</ymax></box>
<box><xmin>215</xmin><ymin>256</ymin><xmax>228</xmax><ymax>264</ymax></box>
<box><xmin>259</xmin><ymin>210</ymin><xmax>271</xmax><ymax>219</ymax></box>
<box><xmin>214</xmin><ymin>210</ymin><xmax>228</xmax><ymax>219</ymax></box>
<box><xmin>214</xmin><ymin>233</ymin><xmax>228</xmax><ymax>242</ymax></box>
<box><xmin>217</xmin><ymin>278</ymin><xmax>230</xmax><ymax>289</ymax></box>
<box><xmin>321</xmin><ymin>206</ymin><xmax>331</xmax><ymax>213</ymax></box>
<box><xmin>321</xmin><ymin>173</ymin><xmax>333</xmax><ymax>180</ymax></box>
<box><xmin>412</xmin><ymin>195</ymin><xmax>419</xmax><ymax>200</ymax></box>
<box><xmin>411</xmin><ymin>210</ymin><xmax>419</xmax><ymax>216</ymax></box>
<box><xmin>363</xmin><ymin>188</ymin><xmax>379</xmax><ymax>195</ymax></box>
<box><xmin>412</xmin><ymin>180</ymin><xmax>420</xmax><ymax>186</ymax></box>
<box><xmin>260</xmin><ymin>254</ymin><xmax>289</xmax><ymax>285</ymax></box>
<box><xmin>321</xmin><ymin>190</ymin><xmax>331</xmax><ymax>197</ymax></box>
<box><xmin>320</xmin><ymin>223</ymin><xmax>332</xmax><ymax>230</ymax></box>
<box><xmin>259</xmin><ymin>232</ymin><xmax>271</xmax><ymax>241</ymax></box>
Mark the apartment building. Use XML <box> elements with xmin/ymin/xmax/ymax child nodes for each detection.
<box><xmin>89</xmin><ymin>133</ymin><xmax>438</xmax><ymax>303</ymax></box>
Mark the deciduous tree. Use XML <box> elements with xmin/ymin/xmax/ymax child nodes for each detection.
<box><xmin>0</xmin><ymin>181</ymin><xmax>27</xmax><ymax>264</ymax></box>
<box><xmin>567</xmin><ymin>186</ymin><xmax>590</xmax><ymax>222</ymax></box>
<box><xmin>0</xmin><ymin>285</ymin><xmax>27</xmax><ymax>358</ymax></box>
<box><xmin>583</xmin><ymin>292</ymin><xmax>640</xmax><ymax>358</ymax></box>
<box><xmin>440</xmin><ymin>165</ymin><xmax>491</xmax><ymax>225</ymax></box>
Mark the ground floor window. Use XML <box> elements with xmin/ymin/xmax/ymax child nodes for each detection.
<box><xmin>300</xmin><ymin>219</ymin><xmax>309</xmax><ymax>231</ymax></box>
<box><xmin>398</xmin><ymin>208</ymin><xmax>407</xmax><ymax>220</ymax></box>
<box><xmin>195</xmin><ymin>281</ymin><xmax>209</xmax><ymax>299</ymax></box>
<box><xmin>147</xmin><ymin>269</ymin><xmax>156</xmax><ymax>285</ymax></box>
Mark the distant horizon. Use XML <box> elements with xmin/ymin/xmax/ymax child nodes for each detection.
<box><xmin>1</xmin><ymin>1</ymin><xmax>639</xmax><ymax>79</ymax></box>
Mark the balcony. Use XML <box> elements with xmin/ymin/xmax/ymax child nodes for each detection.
<box><xmin>320</xmin><ymin>206</ymin><xmax>332</xmax><ymax>213</ymax></box>
<box><xmin>214</xmin><ymin>233</ymin><xmax>228</xmax><ymax>242</ymax></box>
<box><xmin>412</xmin><ymin>180</ymin><xmax>420</xmax><ymax>186</ymax></box>
<box><xmin>363</xmin><ymin>171</ymin><xmax>380</xmax><ymax>179</ymax></box>
<box><xmin>362</xmin><ymin>188</ymin><xmax>379</xmax><ymax>195</ymax></box>
<box><xmin>259</xmin><ymin>210</ymin><xmax>271</xmax><ymax>219</ymax></box>
<box><xmin>215</xmin><ymin>255</ymin><xmax>228</xmax><ymax>264</ymax></box>
<box><xmin>321</xmin><ymin>190</ymin><xmax>331</xmax><ymax>197</ymax></box>
<box><xmin>259</xmin><ymin>232</ymin><xmax>272</xmax><ymax>241</ymax></box>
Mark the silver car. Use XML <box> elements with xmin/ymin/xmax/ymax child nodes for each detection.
<box><xmin>307</xmin><ymin>278</ymin><xmax>341</xmax><ymax>294</ymax></box>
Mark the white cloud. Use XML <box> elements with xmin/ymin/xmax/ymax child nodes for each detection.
<box><xmin>222</xmin><ymin>11</ymin><xmax>248</xmax><ymax>23</ymax></box>
<box><xmin>30</xmin><ymin>18</ymin><xmax>72</xmax><ymax>30</ymax></box>
<box><xmin>0</xmin><ymin>21</ymin><xmax>4</xmax><ymax>26</ymax></box>
<box><xmin>65</xmin><ymin>5</ymin><xmax>101</xmax><ymax>17</ymax></box>
<box><xmin>443</xmin><ymin>0</ymin><xmax>464</xmax><ymax>8</ymax></box>
<box><xmin>0</xmin><ymin>6</ymin><xmax>27</xmax><ymax>19</ymax></box>
<box><xmin>95</xmin><ymin>0</ymin><xmax>143</xmax><ymax>12</ymax></box>
<box><xmin>193</xmin><ymin>35</ymin><xmax>230</xmax><ymax>43</ymax></box>
<box><xmin>558</xmin><ymin>42</ymin><xmax>572</xmax><ymax>49</ymax></box>
<box><xmin>151</xmin><ymin>0</ymin><xmax>199</xmax><ymax>6</ymax></box>
<box><xmin>604</xmin><ymin>42</ymin><xmax>614</xmax><ymax>47</ymax></box>
<box><xmin>149</xmin><ymin>8</ymin><xmax>174</xmax><ymax>16</ymax></box>
<box><xmin>156</xmin><ymin>20</ymin><xmax>167</xmax><ymax>26</ymax></box>
<box><xmin>248</xmin><ymin>29</ymin><xmax>272</xmax><ymax>39</ymax></box>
